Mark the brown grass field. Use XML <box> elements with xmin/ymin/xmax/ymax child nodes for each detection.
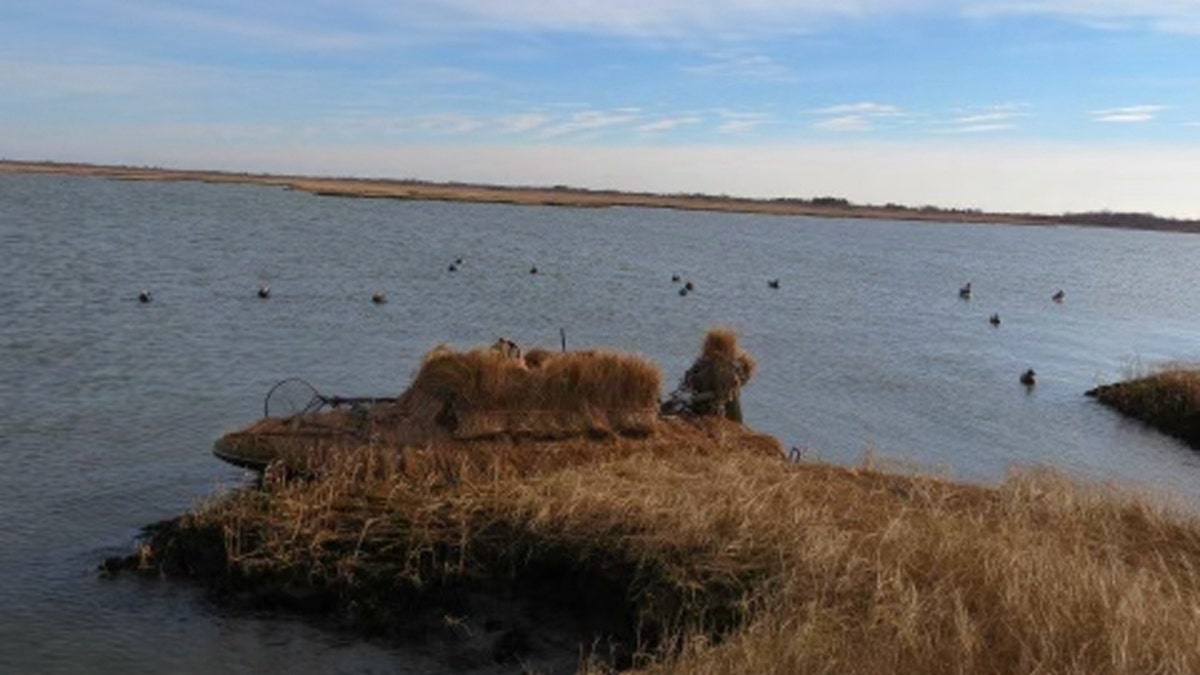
<box><xmin>130</xmin><ymin>438</ymin><xmax>1200</xmax><ymax>674</ymax></box>
<box><xmin>7</xmin><ymin>159</ymin><xmax>1200</xmax><ymax>232</ymax></box>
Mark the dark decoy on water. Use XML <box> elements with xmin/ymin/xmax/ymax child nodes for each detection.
<box><xmin>258</xmin><ymin>285</ymin><xmax>270</xmax><ymax>299</ymax></box>
<box><xmin>138</xmin><ymin>290</ymin><xmax>152</xmax><ymax>304</ymax></box>
<box><xmin>679</xmin><ymin>287</ymin><xmax>689</xmax><ymax>296</ymax></box>
<box><xmin>671</xmin><ymin>273</ymin><xmax>681</xmax><ymax>283</ymax></box>
<box><xmin>1020</xmin><ymin>369</ymin><xmax>1036</xmax><ymax>386</ymax></box>
<box><xmin>684</xmin><ymin>281</ymin><xmax>694</xmax><ymax>292</ymax></box>
<box><xmin>1052</xmin><ymin>289</ymin><xmax>1065</xmax><ymax>303</ymax></box>
<box><xmin>959</xmin><ymin>282</ymin><xmax>972</xmax><ymax>299</ymax></box>
<box><xmin>372</xmin><ymin>292</ymin><xmax>387</xmax><ymax>304</ymax></box>
<box><xmin>448</xmin><ymin>264</ymin><xmax>458</xmax><ymax>272</ymax></box>
<box><xmin>530</xmin><ymin>266</ymin><xmax>538</xmax><ymax>275</ymax></box>
<box><xmin>989</xmin><ymin>313</ymin><xmax>1001</xmax><ymax>326</ymax></box>
<box><xmin>768</xmin><ymin>279</ymin><xmax>780</xmax><ymax>289</ymax></box>
<box><xmin>455</xmin><ymin>258</ymin><xmax>464</xmax><ymax>266</ymax></box>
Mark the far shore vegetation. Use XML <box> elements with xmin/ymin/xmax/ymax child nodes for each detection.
<box><xmin>4</xmin><ymin>159</ymin><xmax>1199</xmax><ymax>234</ymax></box>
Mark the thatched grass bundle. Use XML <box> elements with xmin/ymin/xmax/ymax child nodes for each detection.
<box><xmin>410</xmin><ymin>344</ymin><xmax>662</xmax><ymax>439</ymax></box>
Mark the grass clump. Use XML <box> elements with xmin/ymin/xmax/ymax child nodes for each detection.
<box><xmin>1088</xmin><ymin>365</ymin><xmax>1200</xmax><ymax>448</ymax></box>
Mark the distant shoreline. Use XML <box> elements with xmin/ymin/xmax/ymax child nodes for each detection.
<box><xmin>4</xmin><ymin>159</ymin><xmax>1198</xmax><ymax>233</ymax></box>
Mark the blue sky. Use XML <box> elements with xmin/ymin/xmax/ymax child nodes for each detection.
<box><xmin>5</xmin><ymin>1</ymin><xmax>1200</xmax><ymax>216</ymax></box>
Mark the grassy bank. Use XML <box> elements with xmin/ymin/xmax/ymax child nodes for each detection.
<box><xmin>6</xmin><ymin>159</ymin><xmax>1200</xmax><ymax>233</ymax></box>
<box><xmin>1088</xmin><ymin>366</ymin><xmax>1200</xmax><ymax>449</ymax></box>
<box><xmin>124</xmin><ymin>430</ymin><xmax>1200</xmax><ymax>674</ymax></box>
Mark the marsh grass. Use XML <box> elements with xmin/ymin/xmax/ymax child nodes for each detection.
<box><xmin>1089</xmin><ymin>365</ymin><xmax>1200</xmax><ymax>449</ymax></box>
<box><xmin>144</xmin><ymin>428</ymin><xmax>1200</xmax><ymax>674</ymax></box>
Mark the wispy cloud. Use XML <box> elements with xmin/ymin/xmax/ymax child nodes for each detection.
<box><xmin>637</xmin><ymin>116</ymin><xmax>701</xmax><ymax>133</ymax></box>
<box><xmin>808</xmin><ymin>102</ymin><xmax>901</xmax><ymax>132</ymax></box>
<box><xmin>1089</xmin><ymin>105</ymin><xmax>1167</xmax><ymax>123</ymax></box>
<box><xmin>109</xmin><ymin>2</ymin><xmax>385</xmax><ymax>52</ymax></box>
<box><xmin>932</xmin><ymin>104</ymin><xmax>1028</xmax><ymax>134</ymax></box>
<box><xmin>343</xmin><ymin>1</ymin><xmax>1200</xmax><ymax>40</ymax></box>
<box><xmin>538</xmin><ymin>109</ymin><xmax>642</xmax><ymax>138</ymax></box>
<box><xmin>497</xmin><ymin>113</ymin><xmax>552</xmax><ymax>134</ymax></box>
<box><xmin>715</xmin><ymin>110</ymin><xmax>775</xmax><ymax>134</ymax></box>
<box><xmin>682</xmin><ymin>48</ymin><xmax>796</xmax><ymax>82</ymax></box>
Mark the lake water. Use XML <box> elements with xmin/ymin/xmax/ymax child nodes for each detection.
<box><xmin>2</xmin><ymin>172</ymin><xmax>1198</xmax><ymax>673</ymax></box>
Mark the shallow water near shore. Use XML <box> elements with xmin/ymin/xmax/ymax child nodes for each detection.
<box><xmin>2</xmin><ymin>172</ymin><xmax>1199</xmax><ymax>673</ymax></box>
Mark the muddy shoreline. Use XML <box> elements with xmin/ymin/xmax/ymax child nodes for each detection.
<box><xmin>5</xmin><ymin>159</ymin><xmax>1199</xmax><ymax>233</ymax></box>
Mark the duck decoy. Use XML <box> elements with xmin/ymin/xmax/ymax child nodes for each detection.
<box><xmin>258</xmin><ymin>285</ymin><xmax>270</xmax><ymax>299</ymax></box>
<box><xmin>989</xmin><ymin>313</ymin><xmax>1001</xmax><ymax>326</ymax></box>
<box><xmin>1020</xmin><ymin>369</ymin><xmax>1036</xmax><ymax>386</ymax></box>
<box><xmin>529</xmin><ymin>266</ymin><xmax>538</xmax><ymax>275</ymax></box>
<box><xmin>138</xmin><ymin>290</ymin><xmax>152</xmax><ymax>304</ymax></box>
<box><xmin>959</xmin><ymin>282</ymin><xmax>972</xmax><ymax>299</ymax></box>
<box><xmin>679</xmin><ymin>287</ymin><xmax>689</xmax><ymax>296</ymax></box>
<box><xmin>371</xmin><ymin>292</ymin><xmax>387</xmax><ymax>304</ymax></box>
<box><xmin>1052</xmin><ymin>290</ymin><xmax>1065</xmax><ymax>303</ymax></box>
<box><xmin>448</xmin><ymin>264</ymin><xmax>458</xmax><ymax>272</ymax></box>
<box><xmin>684</xmin><ymin>281</ymin><xmax>694</xmax><ymax>292</ymax></box>
<box><xmin>671</xmin><ymin>273</ymin><xmax>681</xmax><ymax>283</ymax></box>
<box><xmin>768</xmin><ymin>279</ymin><xmax>780</xmax><ymax>289</ymax></box>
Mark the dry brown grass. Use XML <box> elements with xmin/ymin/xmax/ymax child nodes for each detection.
<box><xmin>410</xmin><ymin>344</ymin><xmax>662</xmax><ymax>439</ymax></box>
<box><xmin>1089</xmin><ymin>365</ymin><xmax>1200</xmax><ymax>449</ymax></box>
<box><xmin>149</xmin><ymin>429</ymin><xmax>1200</xmax><ymax>674</ymax></box>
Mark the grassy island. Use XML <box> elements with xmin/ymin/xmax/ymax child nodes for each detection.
<box><xmin>1088</xmin><ymin>367</ymin><xmax>1200</xmax><ymax>449</ymax></box>
<box><xmin>5</xmin><ymin>159</ymin><xmax>1200</xmax><ymax>233</ymax></box>
<box><xmin>111</xmin><ymin>338</ymin><xmax>1200</xmax><ymax>674</ymax></box>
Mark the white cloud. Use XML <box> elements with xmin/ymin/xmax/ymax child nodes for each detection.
<box><xmin>810</xmin><ymin>102</ymin><xmax>901</xmax><ymax>116</ymax></box>
<box><xmin>1089</xmin><ymin>105</ymin><xmax>1167</xmax><ymax>123</ymax></box>
<box><xmin>682</xmin><ymin>48</ymin><xmax>796</xmax><ymax>82</ymax></box>
<box><xmin>931</xmin><ymin>104</ymin><xmax>1028</xmax><ymax>134</ymax></box>
<box><xmin>349</xmin><ymin>0</ymin><xmax>1200</xmax><ymax>39</ymax></box>
<box><xmin>498</xmin><ymin>113</ymin><xmax>552</xmax><ymax>134</ymax></box>
<box><xmin>715</xmin><ymin>110</ymin><xmax>775</xmax><ymax>134</ymax></box>
<box><xmin>809</xmin><ymin>102</ymin><xmax>902</xmax><ymax>132</ymax></box>
<box><xmin>637</xmin><ymin>116</ymin><xmax>702</xmax><ymax>133</ymax></box>
<box><xmin>813</xmin><ymin>115</ymin><xmax>874</xmax><ymax>132</ymax></box>
<box><xmin>538</xmin><ymin>109</ymin><xmax>642</xmax><ymax>138</ymax></box>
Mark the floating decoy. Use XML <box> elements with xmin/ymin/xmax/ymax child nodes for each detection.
<box><xmin>684</xmin><ymin>281</ymin><xmax>694</xmax><ymax>292</ymax></box>
<box><xmin>671</xmin><ymin>273</ymin><xmax>681</xmax><ymax>283</ymax></box>
<box><xmin>679</xmin><ymin>287</ymin><xmax>689</xmax><ymax>296</ymax></box>
<box><xmin>138</xmin><ymin>290</ymin><xmax>152</xmax><ymax>304</ymax></box>
<box><xmin>371</xmin><ymin>292</ymin><xmax>387</xmax><ymax>304</ymax></box>
<box><xmin>1052</xmin><ymin>290</ymin><xmax>1065</xmax><ymax>303</ymax></box>
<box><xmin>768</xmin><ymin>279</ymin><xmax>780</xmax><ymax>289</ymax></box>
<box><xmin>448</xmin><ymin>264</ymin><xmax>458</xmax><ymax>272</ymax></box>
<box><xmin>1020</xmin><ymin>369</ymin><xmax>1036</xmax><ymax>386</ymax></box>
<box><xmin>530</xmin><ymin>266</ymin><xmax>538</xmax><ymax>275</ymax></box>
<box><xmin>258</xmin><ymin>285</ymin><xmax>270</xmax><ymax>299</ymax></box>
<box><xmin>455</xmin><ymin>258</ymin><xmax>464</xmax><ymax>266</ymax></box>
<box><xmin>989</xmin><ymin>313</ymin><xmax>1001</xmax><ymax>326</ymax></box>
<box><xmin>959</xmin><ymin>282</ymin><xmax>972</xmax><ymax>299</ymax></box>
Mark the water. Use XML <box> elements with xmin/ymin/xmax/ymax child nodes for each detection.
<box><xmin>1</xmin><ymin>172</ymin><xmax>1198</xmax><ymax>673</ymax></box>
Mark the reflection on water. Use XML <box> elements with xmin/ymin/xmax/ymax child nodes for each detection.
<box><xmin>1</xmin><ymin>173</ymin><xmax>1198</xmax><ymax>673</ymax></box>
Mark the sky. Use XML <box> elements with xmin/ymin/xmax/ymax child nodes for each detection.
<box><xmin>5</xmin><ymin>1</ymin><xmax>1200</xmax><ymax>217</ymax></box>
